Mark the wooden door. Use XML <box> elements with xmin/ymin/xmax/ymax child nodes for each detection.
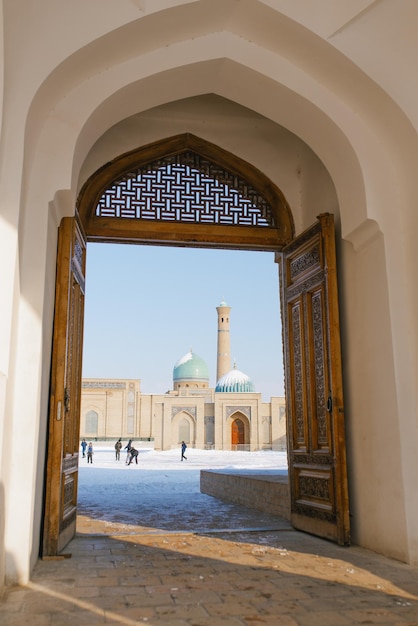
<box><xmin>280</xmin><ymin>213</ymin><xmax>350</xmax><ymax>545</ymax></box>
<box><xmin>232</xmin><ymin>419</ymin><xmax>245</xmax><ymax>445</ymax></box>
<box><xmin>42</xmin><ymin>215</ymin><xmax>86</xmax><ymax>556</ymax></box>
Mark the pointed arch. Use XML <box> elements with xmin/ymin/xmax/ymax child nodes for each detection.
<box><xmin>171</xmin><ymin>409</ymin><xmax>196</xmax><ymax>446</ymax></box>
<box><xmin>227</xmin><ymin>411</ymin><xmax>251</xmax><ymax>450</ymax></box>
<box><xmin>85</xmin><ymin>410</ymin><xmax>99</xmax><ymax>436</ymax></box>
<box><xmin>77</xmin><ymin>134</ymin><xmax>294</xmax><ymax>250</ymax></box>
<box><xmin>232</xmin><ymin>418</ymin><xmax>245</xmax><ymax>445</ymax></box>
<box><xmin>178</xmin><ymin>418</ymin><xmax>191</xmax><ymax>444</ymax></box>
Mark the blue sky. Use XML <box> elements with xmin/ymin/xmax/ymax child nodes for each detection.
<box><xmin>82</xmin><ymin>243</ymin><xmax>285</xmax><ymax>400</ymax></box>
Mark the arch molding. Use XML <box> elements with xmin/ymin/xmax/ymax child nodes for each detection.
<box><xmin>77</xmin><ymin>134</ymin><xmax>294</xmax><ymax>251</ymax></box>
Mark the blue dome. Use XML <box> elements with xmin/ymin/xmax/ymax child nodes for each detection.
<box><xmin>215</xmin><ymin>366</ymin><xmax>255</xmax><ymax>393</ymax></box>
<box><xmin>173</xmin><ymin>350</ymin><xmax>210</xmax><ymax>382</ymax></box>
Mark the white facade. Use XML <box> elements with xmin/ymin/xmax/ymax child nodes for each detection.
<box><xmin>79</xmin><ymin>378</ymin><xmax>286</xmax><ymax>452</ymax></box>
<box><xmin>1</xmin><ymin>1</ymin><xmax>418</xmax><ymax>587</ymax></box>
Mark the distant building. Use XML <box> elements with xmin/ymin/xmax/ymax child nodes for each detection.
<box><xmin>80</xmin><ymin>301</ymin><xmax>286</xmax><ymax>450</ymax></box>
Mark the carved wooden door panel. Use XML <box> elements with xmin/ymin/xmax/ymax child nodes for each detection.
<box><xmin>281</xmin><ymin>213</ymin><xmax>350</xmax><ymax>545</ymax></box>
<box><xmin>43</xmin><ymin>215</ymin><xmax>86</xmax><ymax>556</ymax></box>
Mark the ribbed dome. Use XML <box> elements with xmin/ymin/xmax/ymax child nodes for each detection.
<box><xmin>215</xmin><ymin>365</ymin><xmax>255</xmax><ymax>393</ymax></box>
<box><xmin>173</xmin><ymin>350</ymin><xmax>210</xmax><ymax>383</ymax></box>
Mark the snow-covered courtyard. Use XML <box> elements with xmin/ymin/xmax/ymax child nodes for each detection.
<box><xmin>77</xmin><ymin>443</ymin><xmax>288</xmax><ymax>535</ymax></box>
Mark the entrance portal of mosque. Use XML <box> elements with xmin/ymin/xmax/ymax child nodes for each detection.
<box><xmin>232</xmin><ymin>419</ymin><xmax>245</xmax><ymax>446</ymax></box>
<box><xmin>42</xmin><ymin>134</ymin><xmax>350</xmax><ymax>556</ymax></box>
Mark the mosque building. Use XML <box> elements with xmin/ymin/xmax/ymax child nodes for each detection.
<box><xmin>80</xmin><ymin>301</ymin><xmax>286</xmax><ymax>451</ymax></box>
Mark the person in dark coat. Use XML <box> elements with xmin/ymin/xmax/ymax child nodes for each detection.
<box><xmin>181</xmin><ymin>441</ymin><xmax>187</xmax><ymax>461</ymax></box>
<box><xmin>124</xmin><ymin>439</ymin><xmax>132</xmax><ymax>464</ymax></box>
<box><xmin>128</xmin><ymin>446</ymin><xmax>139</xmax><ymax>465</ymax></box>
<box><xmin>81</xmin><ymin>439</ymin><xmax>87</xmax><ymax>458</ymax></box>
<box><xmin>115</xmin><ymin>438</ymin><xmax>122</xmax><ymax>461</ymax></box>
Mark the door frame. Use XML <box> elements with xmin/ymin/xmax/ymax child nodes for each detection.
<box><xmin>43</xmin><ymin>134</ymin><xmax>349</xmax><ymax>553</ymax></box>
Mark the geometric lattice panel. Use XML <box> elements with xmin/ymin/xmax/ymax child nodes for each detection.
<box><xmin>96</xmin><ymin>152</ymin><xmax>274</xmax><ymax>227</ymax></box>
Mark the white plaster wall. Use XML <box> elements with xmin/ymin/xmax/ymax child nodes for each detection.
<box><xmin>340</xmin><ymin>234</ymin><xmax>409</xmax><ymax>561</ymax></box>
<box><xmin>1</xmin><ymin>0</ymin><xmax>418</xmax><ymax>586</ymax></box>
<box><xmin>0</xmin><ymin>372</ymin><xmax>6</xmax><ymax>588</ymax></box>
<box><xmin>78</xmin><ymin>95</ymin><xmax>338</xmax><ymax>232</ymax></box>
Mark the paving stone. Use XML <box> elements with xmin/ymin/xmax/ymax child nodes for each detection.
<box><xmin>1</xmin><ymin>523</ymin><xmax>418</xmax><ymax>626</ymax></box>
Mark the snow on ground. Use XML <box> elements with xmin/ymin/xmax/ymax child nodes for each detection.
<box><xmin>77</xmin><ymin>443</ymin><xmax>288</xmax><ymax>534</ymax></box>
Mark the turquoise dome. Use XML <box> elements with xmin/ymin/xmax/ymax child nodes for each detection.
<box><xmin>173</xmin><ymin>350</ymin><xmax>210</xmax><ymax>383</ymax></box>
<box><xmin>215</xmin><ymin>366</ymin><xmax>255</xmax><ymax>393</ymax></box>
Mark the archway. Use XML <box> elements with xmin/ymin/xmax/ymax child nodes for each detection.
<box><xmin>172</xmin><ymin>410</ymin><xmax>196</xmax><ymax>447</ymax></box>
<box><xmin>232</xmin><ymin>419</ymin><xmax>244</xmax><ymax>445</ymax></box>
<box><xmin>77</xmin><ymin>133</ymin><xmax>294</xmax><ymax>249</ymax></box>
<box><xmin>84</xmin><ymin>410</ymin><xmax>99</xmax><ymax>438</ymax></box>
<box><xmin>230</xmin><ymin>415</ymin><xmax>250</xmax><ymax>451</ymax></box>
<box><xmin>43</xmin><ymin>134</ymin><xmax>349</xmax><ymax>555</ymax></box>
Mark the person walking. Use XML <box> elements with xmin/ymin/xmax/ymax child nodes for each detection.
<box><xmin>87</xmin><ymin>442</ymin><xmax>93</xmax><ymax>464</ymax></box>
<box><xmin>128</xmin><ymin>446</ymin><xmax>139</xmax><ymax>465</ymax></box>
<box><xmin>124</xmin><ymin>439</ymin><xmax>133</xmax><ymax>464</ymax></box>
<box><xmin>181</xmin><ymin>441</ymin><xmax>187</xmax><ymax>461</ymax></box>
<box><xmin>115</xmin><ymin>438</ymin><xmax>122</xmax><ymax>461</ymax></box>
<box><xmin>81</xmin><ymin>439</ymin><xmax>87</xmax><ymax>458</ymax></box>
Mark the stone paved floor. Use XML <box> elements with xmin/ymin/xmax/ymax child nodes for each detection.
<box><xmin>1</xmin><ymin>514</ymin><xmax>418</xmax><ymax>626</ymax></box>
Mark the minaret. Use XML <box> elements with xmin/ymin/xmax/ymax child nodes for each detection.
<box><xmin>216</xmin><ymin>300</ymin><xmax>231</xmax><ymax>381</ymax></box>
